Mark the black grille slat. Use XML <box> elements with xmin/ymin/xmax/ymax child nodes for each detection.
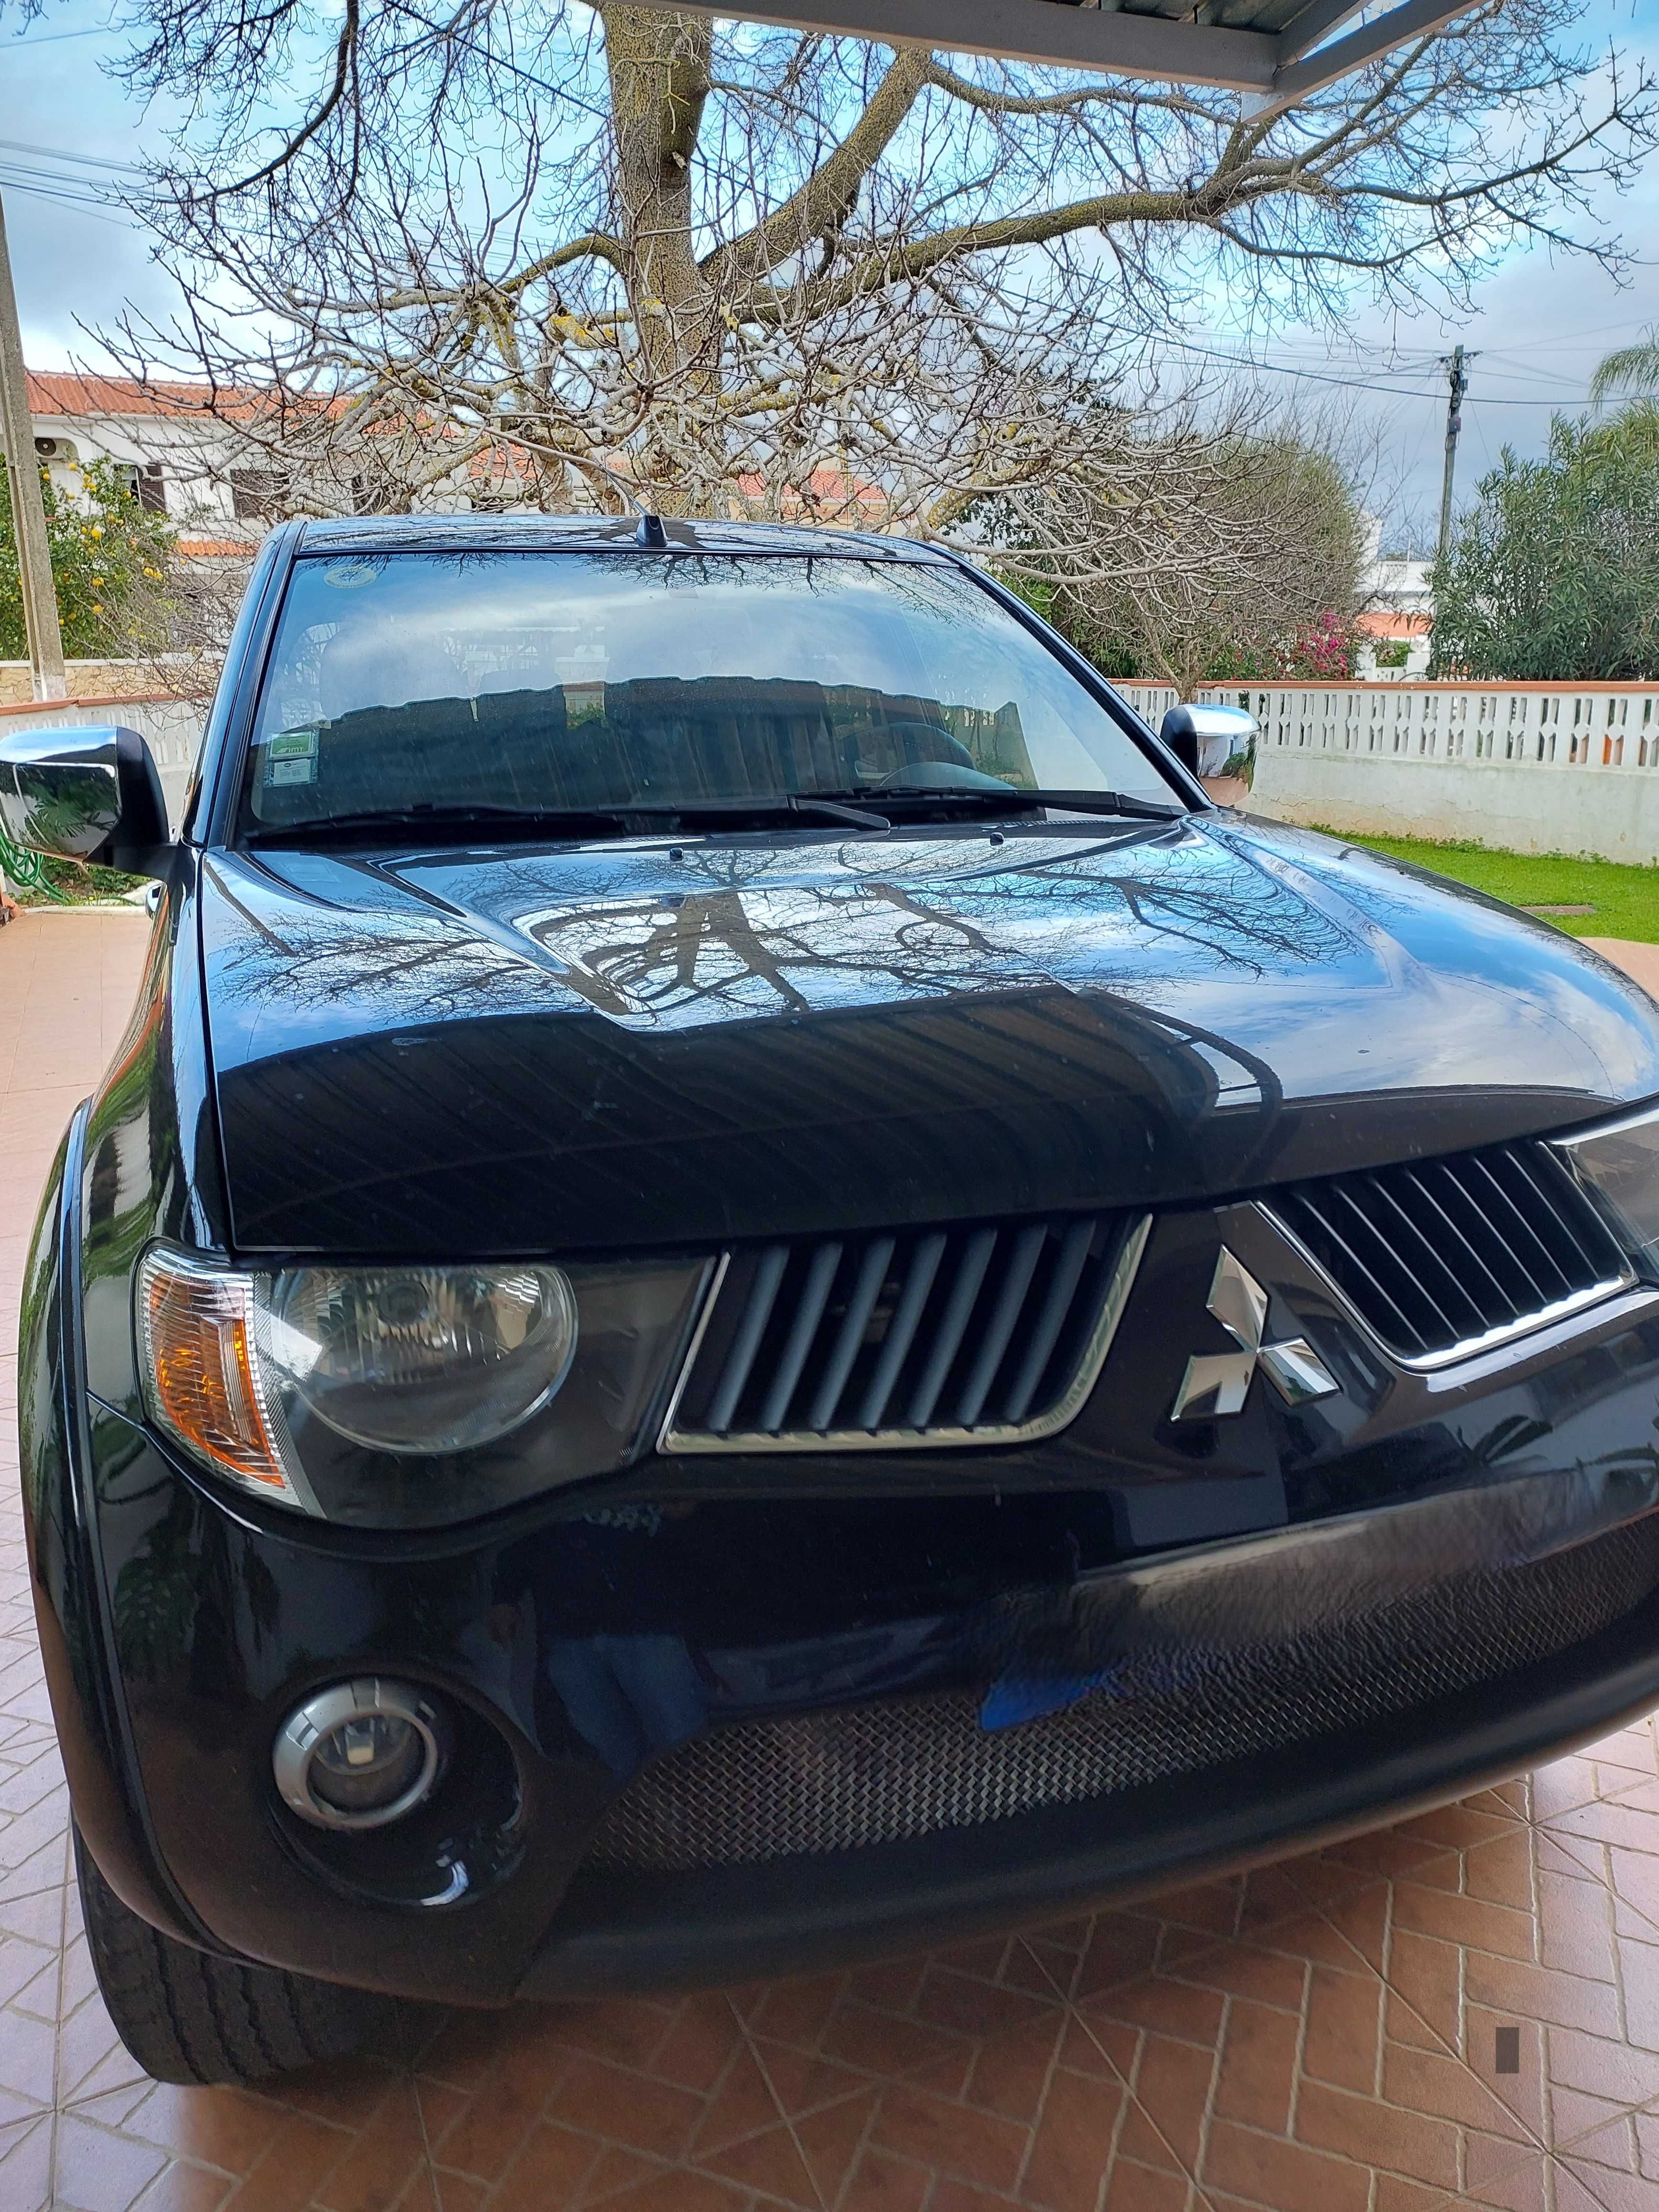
<box><xmin>1431</xmin><ymin>1161</ymin><xmax>1531</xmax><ymax>1320</ymax></box>
<box><xmin>1510</xmin><ymin>1149</ymin><xmax>1620</xmax><ymax>1278</ymax></box>
<box><xmin>859</xmin><ymin>1232</ymin><xmax>947</xmax><ymax>1430</ymax></box>
<box><xmin>1400</xmin><ymin>1166</ymin><xmax>1517</xmax><ymax>1321</ymax></box>
<box><xmin>705</xmin><ymin>1244</ymin><xmax>789</xmax><ymax>1434</ymax></box>
<box><xmin>1294</xmin><ymin>1188</ymin><xmax>1431</xmax><ymax>1353</ymax></box>
<box><xmin>758</xmin><ymin>1240</ymin><xmax>843</xmax><ymax>1433</ymax></box>
<box><xmin>672</xmin><ymin>1213</ymin><xmax>1123</xmax><ymax>1445</ymax></box>
<box><xmin>1358</xmin><ymin>1175</ymin><xmax>1471</xmax><ymax>1342</ymax></box>
<box><xmin>1274</xmin><ymin>1138</ymin><xmax>1630</xmax><ymax>1362</ymax></box>
<box><xmin>957</xmin><ymin>1221</ymin><xmax>1049</xmax><ymax>1428</ymax></box>
<box><xmin>1465</xmin><ymin>1156</ymin><xmax>1558</xmax><ymax>1305</ymax></box>
<box><xmin>807</xmin><ymin>1236</ymin><xmax>894</xmax><ymax>1433</ymax></box>
<box><xmin>907</xmin><ymin>1228</ymin><xmax>998</xmax><ymax>1429</ymax></box>
<box><xmin>1002</xmin><ymin>1216</ymin><xmax>1097</xmax><ymax>1424</ymax></box>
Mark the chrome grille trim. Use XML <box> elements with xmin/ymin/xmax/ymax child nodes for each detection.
<box><xmin>661</xmin><ymin>1214</ymin><xmax>1151</xmax><ymax>1455</ymax></box>
<box><xmin>1263</xmin><ymin>1139</ymin><xmax>1634</xmax><ymax>1370</ymax></box>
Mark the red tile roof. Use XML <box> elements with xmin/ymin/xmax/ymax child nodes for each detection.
<box><xmin>25</xmin><ymin>370</ymin><xmax>230</xmax><ymax>419</ymax></box>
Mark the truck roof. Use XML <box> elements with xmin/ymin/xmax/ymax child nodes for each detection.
<box><xmin>295</xmin><ymin>514</ymin><xmax>950</xmax><ymax>561</ymax></box>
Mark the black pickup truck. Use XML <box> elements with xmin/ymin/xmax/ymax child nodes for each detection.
<box><xmin>6</xmin><ymin>513</ymin><xmax>1659</xmax><ymax>2085</ymax></box>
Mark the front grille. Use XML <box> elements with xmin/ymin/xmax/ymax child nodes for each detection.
<box><xmin>664</xmin><ymin>1213</ymin><xmax>1143</xmax><ymax>1452</ymax></box>
<box><xmin>1268</xmin><ymin>1139</ymin><xmax>1631</xmax><ymax>1363</ymax></box>
<box><xmin>587</xmin><ymin>1516</ymin><xmax>1659</xmax><ymax>1869</ymax></box>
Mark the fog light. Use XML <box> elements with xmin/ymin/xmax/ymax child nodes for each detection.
<box><xmin>273</xmin><ymin>1680</ymin><xmax>445</xmax><ymax>1831</ymax></box>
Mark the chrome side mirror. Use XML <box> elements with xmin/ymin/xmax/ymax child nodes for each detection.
<box><xmin>1160</xmin><ymin>703</ymin><xmax>1259</xmax><ymax>780</ymax></box>
<box><xmin>0</xmin><ymin>726</ymin><xmax>171</xmax><ymax>874</ymax></box>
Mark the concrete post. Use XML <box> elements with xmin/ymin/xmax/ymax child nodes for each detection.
<box><xmin>0</xmin><ymin>191</ymin><xmax>66</xmax><ymax>701</ymax></box>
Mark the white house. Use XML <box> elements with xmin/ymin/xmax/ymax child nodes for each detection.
<box><xmin>1355</xmin><ymin>518</ymin><xmax>1434</xmax><ymax>679</ymax></box>
<box><xmin>23</xmin><ymin>370</ymin><xmax>264</xmax><ymax>565</ymax></box>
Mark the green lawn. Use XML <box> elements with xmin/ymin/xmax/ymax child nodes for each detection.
<box><xmin>1311</xmin><ymin>831</ymin><xmax>1659</xmax><ymax>945</ymax></box>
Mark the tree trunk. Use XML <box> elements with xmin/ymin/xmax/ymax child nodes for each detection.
<box><xmin>599</xmin><ymin>6</ymin><xmax>714</xmax><ymax>388</ymax></box>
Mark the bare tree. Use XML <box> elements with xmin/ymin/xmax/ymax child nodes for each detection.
<box><xmin>78</xmin><ymin>1</ymin><xmax>1654</xmax><ymax>524</ymax></box>
<box><xmin>997</xmin><ymin>419</ymin><xmax>1368</xmax><ymax>694</ymax></box>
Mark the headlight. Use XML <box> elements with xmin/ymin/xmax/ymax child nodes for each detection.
<box><xmin>1555</xmin><ymin>1101</ymin><xmax>1659</xmax><ymax>1279</ymax></box>
<box><xmin>265</xmin><ymin>1265</ymin><xmax>577</xmax><ymax>1453</ymax></box>
<box><xmin>136</xmin><ymin>1247</ymin><xmax>712</xmax><ymax>1526</ymax></box>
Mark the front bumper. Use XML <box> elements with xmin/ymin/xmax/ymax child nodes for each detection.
<box><xmin>58</xmin><ymin>1350</ymin><xmax>1659</xmax><ymax>2007</ymax></box>
<box><xmin>29</xmin><ymin>1118</ymin><xmax>1659</xmax><ymax>2007</ymax></box>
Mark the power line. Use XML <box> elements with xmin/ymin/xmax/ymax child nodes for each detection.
<box><xmin>0</xmin><ymin>160</ymin><xmax>122</xmax><ymax>202</ymax></box>
<box><xmin>0</xmin><ymin>138</ymin><xmax>145</xmax><ymax>176</ymax></box>
<box><xmin>2</xmin><ymin>22</ymin><xmax>119</xmax><ymax>47</ymax></box>
<box><xmin>0</xmin><ymin>175</ymin><xmax>133</xmax><ymax>225</ymax></box>
<box><xmin>1153</xmin><ymin>333</ymin><xmax>1606</xmax><ymax>406</ymax></box>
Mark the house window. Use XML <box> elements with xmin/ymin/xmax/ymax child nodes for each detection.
<box><xmin>114</xmin><ymin>462</ymin><xmax>167</xmax><ymax>513</ymax></box>
<box><xmin>231</xmin><ymin>469</ymin><xmax>284</xmax><ymax>521</ymax></box>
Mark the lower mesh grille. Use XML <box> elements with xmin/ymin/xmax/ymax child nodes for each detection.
<box><xmin>587</xmin><ymin>1517</ymin><xmax>1659</xmax><ymax>1869</ymax></box>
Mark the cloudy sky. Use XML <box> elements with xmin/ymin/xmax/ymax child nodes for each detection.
<box><xmin>5</xmin><ymin>0</ymin><xmax>1659</xmax><ymax>543</ymax></box>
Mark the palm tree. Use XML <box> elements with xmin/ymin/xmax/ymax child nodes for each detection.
<box><xmin>1591</xmin><ymin>328</ymin><xmax>1659</xmax><ymax>405</ymax></box>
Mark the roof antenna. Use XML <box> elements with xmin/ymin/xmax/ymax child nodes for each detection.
<box><xmin>567</xmin><ymin>454</ymin><xmax>667</xmax><ymax>546</ymax></box>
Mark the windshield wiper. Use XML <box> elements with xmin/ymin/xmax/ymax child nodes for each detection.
<box><xmin>243</xmin><ymin>786</ymin><xmax>1171</xmax><ymax>851</ymax></box>
<box><xmin>1026</xmin><ymin>789</ymin><xmax>1187</xmax><ymax>821</ymax></box>
<box><xmin>246</xmin><ymin>802</ymin><xmax>636</xmax><ymax>847</ymax></box>
<box><xmin>633</xmin><ymin>795</ymin><xmax>891</xmax><ymax>833</ymax></box>
<box><xmin>244</xmin><ymin>792</ymin><xmax>891</xmax><ymax>848</ymax></box>
<box><xmin>869</xmin><ymin>785</ymin><xmax>1187</xmax><ymax>823</ymax></box>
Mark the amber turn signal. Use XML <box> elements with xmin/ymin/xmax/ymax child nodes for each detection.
<box><xmin>136</xmin><ymin>1249</ymin><xmax>308</xmax><ymax>1508</ymax></box>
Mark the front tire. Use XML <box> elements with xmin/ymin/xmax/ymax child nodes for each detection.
<box><xmin>74</xmin><ymin>1825</ymin><xmax>375</xmax><ymax>2085</ymax></box>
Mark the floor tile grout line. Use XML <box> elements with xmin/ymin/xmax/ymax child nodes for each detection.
<box><xmin>723</xmin><ymin>1985</ymin><xmax>848</xmax><ymax>2212</ymax></box>
<box><xmin>1016</xmin><ymin>1929</ymin><xmax>1229</xmax><ymax>2212</ymax></box>
<box><xmin>45</xmin><ymin>1820</ymin><xmax>71</xmax><ymax>2211</ymax></box>
<box><xmin>1304</xmin><ymin>1866</ymin><xmax>1659</xmax><ymax>2194</ymax></box>
<box><xmin>704</xmin><ymin>2064</ymin><xmax>892</xmax><ymax>2157</ymax></box>
<box><xmin>1303</xmin><ymin>1872</ymin><xmax>1561</xmax><ymax>2162</ymax></box>
<box><xmin>1415</xmin><ymin>2086</ymin><xmax>1659</xmax><ymax>2212</ymax></box>
<box><xmin>1051</xmin><ymin>1852</ymin><xmax>1391</xmax><ymax>2031</ymax></box>
<box><xmin>824</xmin><ymin>2069</ymin><xmax>883</xmax><ymax>2212</ymax></box>
<box><xmin>1535</xmin><ymin>1811</ymin><xmax>1659</xmax><ymax>1957</ymax></box>
<box><xmin>396</xmin><ymin>2002</ymin><xmax>444</xmax><ymax>2212</ymax></box>
<box><xmin>1000</xmin><ymin>1947</ymin><xmax>1077</xmax><ymax>2209</ymax></box>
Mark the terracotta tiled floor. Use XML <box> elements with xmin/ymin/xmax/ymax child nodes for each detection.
<box><xmin>7</xmin><ymin>907</ymin><xmax>1659</xmax><ymax>2212</ymax></box>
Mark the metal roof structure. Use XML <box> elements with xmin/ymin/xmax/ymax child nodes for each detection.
<box><xmin>625</xmin><ymin>0</ymin><xmax>1474</xmax><ymax>113</ymax></box>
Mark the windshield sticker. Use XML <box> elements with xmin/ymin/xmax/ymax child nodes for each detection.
<box><xmin>266</xmin><ymin>728</ymin><xmax>320</xmax><ymax>786</ymax></box>
<box><xmin>320</xmin><ymin>559</ymin><xmax>385</xmax><ymax>591</ymax></box>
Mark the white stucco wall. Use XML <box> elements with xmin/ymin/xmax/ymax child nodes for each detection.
<box><xmin>0</xmin><ymin>694</ymin><xmax>206</xmax><ymax>836</ymax></box>
<box><xmin>1223</xmin><ymin>684</ymin><xmax>1659</xmax><ymax>867</ymax></box>
<box><xmin>1250</xmin><ymin>745</ymin><xmax>1659</xmax><ymax>866</ymax></box>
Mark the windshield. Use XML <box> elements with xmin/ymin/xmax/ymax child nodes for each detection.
<box><xmin>240</xmin><ymin>550</ymin><xmax>1177</xmax><ymax>831</ymax></box>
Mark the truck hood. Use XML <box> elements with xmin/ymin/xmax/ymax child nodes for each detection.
<box><xmin>201</xmin><ymin>815</ymin><xmax>1659</xmax><ymax>1254</ymax></box>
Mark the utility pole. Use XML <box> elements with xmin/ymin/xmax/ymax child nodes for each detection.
<box><xmin>0</xmin><ymin>190</ymin><xmax>65</xmax><ymax>700</ymax></box>
<box><xmin>1436</xmin><ymin>343</ymin><xmax>1471</xmax><ymax>567</ymax></box>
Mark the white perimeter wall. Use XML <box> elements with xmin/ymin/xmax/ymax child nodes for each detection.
<box><xmin>0</xmin><ymin>693</ymin><xmax>205</xmax><ymax>838</ymax></box>
<box><xmin>1123</xmin><ymin>682</ymin><xmax>1659</xmax><ymax>868</ymax></box>
<box><xmin>9</xmin><ymin>677</ymin><xmax>1659</xmax><ymax>869</ymax></box>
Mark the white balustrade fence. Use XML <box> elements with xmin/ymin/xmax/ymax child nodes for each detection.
<box><xmin>5</xmin><ymin>676</ymin><xmax>1658</xmax><ymax>869</ymax></box>
<box><xmin>1116</xmin><ymin>681</ymin><xmax>1659</xmax><ymax>866</ymax></box>
<box><xmin>1117</xmin><ymin>684</ymin><xmax>1180</xmax><ymax>732</ymax></box>
<box><xmin>0</xmin><ymin>693</ymin><xmax>205</xmax><ymax>838</ymax></box>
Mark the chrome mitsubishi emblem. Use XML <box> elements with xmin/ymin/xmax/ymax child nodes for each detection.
<box><xmin>1170</xmin><ymin>1248</ymin><xmax>1339</xmax><ymax>1420</ymax></box>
